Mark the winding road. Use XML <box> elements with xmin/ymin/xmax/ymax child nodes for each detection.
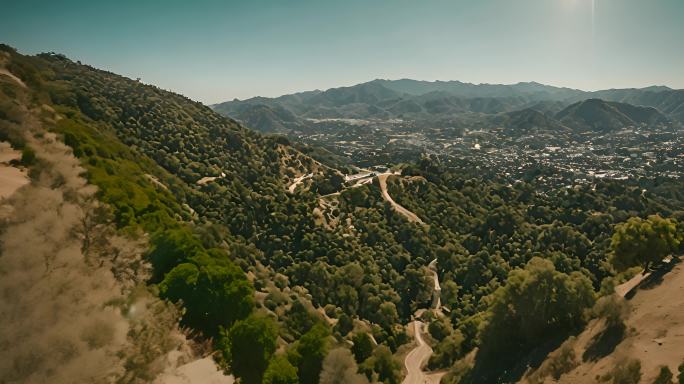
<box><xmin>377</xmin><ymin>174</ymin><xmax>424</xmax><ymax>224</ymax></box>
<box><xmin>402</xmin><ymin>259</ymin><xmax>446</xmax><ymax>384</ymax></box>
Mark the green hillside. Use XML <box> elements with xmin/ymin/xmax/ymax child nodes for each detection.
<box><xmin>2</xmin><ymin>45</ymin><xmax>683</xmax><ymax>384</ymax></box>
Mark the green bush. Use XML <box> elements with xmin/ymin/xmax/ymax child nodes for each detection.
<box><xmin>20</xmin><ymin>146</ymin><xmax>35</xmax><ymax>165</ymax></box>
<box><xmin>159</xmin><ymin>259</ymin><xmax>254</xmax><ymax>336</ymax></box>
<box><xmin>263</xmin><ymin>355</ymin><xmax>298</xmax><ymax>384</ymax></box>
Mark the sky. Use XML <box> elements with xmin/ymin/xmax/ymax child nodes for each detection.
<box><xmin>2</xmin><ymin>0</ymin><xmax>683</xmax><ymax>104</ymax></box>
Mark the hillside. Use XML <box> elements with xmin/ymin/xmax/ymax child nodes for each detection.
<box><xmin>0</xmin><ymin>48</ymin><xmax>234</xmax><ymax>383</ymax></box>
<box><xmin>521</xmin><ymin>258</ymin><xmax>684</xmax><ymax>384</ymax></box>
<box><xmin>585</xmin><ymin>88</ymin><xmax>684</xmax><ymax>123</ymax></box>
<box><xmin>2</xmin><ymin>44</ymin><xmax>684</xmax><ymax>384</ymax></box>
<box><xmin>555</xmin><ymin>99</ymin><xmax>670</xmax><ymax>132</ymax></box>
<box><xmin>493</xmin><ymin>108</ymin><xmax>571</xmax><ymax>134</ymax></box>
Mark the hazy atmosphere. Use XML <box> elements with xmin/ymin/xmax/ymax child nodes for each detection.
<box><xmin>2</xmin><ymin>0</ymin><xmax>683</xmax><ymax>103</ymax></box>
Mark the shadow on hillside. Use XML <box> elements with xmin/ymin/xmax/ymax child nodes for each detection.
<box><xmin>466</xmin><ymin>333</ymin><xmax>572</xmax><ymax>384</ymax></box>
<box><xmin>627</xmin><ymin>257</ymin><xmax>680</xmax><ymax>299</ymax></box>
<box><xmin>582</xmin><ymin>323</ymin><xmax>626</xmax><ymax>362</ymax></box>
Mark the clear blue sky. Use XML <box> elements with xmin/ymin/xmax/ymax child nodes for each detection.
<box><xmin>2</xmin><ymin>0</ymin><xmax>683</xmax><ymax>103</ymax></box>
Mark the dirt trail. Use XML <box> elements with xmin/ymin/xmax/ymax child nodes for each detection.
<box><xmin>288</xmin><ymin>172</ymin><xmax>313</xmax><ymax>193</ymax></box>
<box><xmin>377</xmin><ymin>174</ymin><xmax>424</xmax><ymax>224</ymax></box>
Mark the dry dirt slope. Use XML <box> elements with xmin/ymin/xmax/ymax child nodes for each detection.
<box><xmin>522</xmin><ymin>259</ymin><xmax>684</xmax><ymax>383</ymax></box>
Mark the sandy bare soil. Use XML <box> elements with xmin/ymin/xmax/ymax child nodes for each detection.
<box><xmin>377</xmin><ymin>174</ymin><xmax>424</xmax><ymax>224</ymax></box>
<box><xmin>288</xmin><ymin>172</ymin><xmax>313</xmax><ymax>193</ymax></box>
<box><xmin>0</xmin><ymin>142</ymin><xmax>29</xmax><ymax>201</ymax></box>
<box><xmin>155</xmin><ymin>357</ymin><xmax>235</xmax><ymax>384</ymax></box>
<box><xmin>527</xmin><ymin>258</ymin><xmax>684</xmax><ymax>383</ymax></box>
<box><xmin>0</xmin><ymin>67</ymin><xmax>26</xmax><ymax>88</ymax></box>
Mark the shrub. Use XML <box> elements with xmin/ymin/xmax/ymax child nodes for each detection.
<box><xmin>351</xmin><ymin>332</ymin><xmax>374</xmax><ymax>364</ymax></box>
<box><xmin>20</xmin><ymin>146</ymin><xmax>36</xmax><ymax>165</ymax></box>
<box><xmin>592</xmin><ymin>295</ymin><xmax>629</xmax><ymax>327</ymax></box>
<box><xmin>263</xmin><ymin>355</ymin><xmax>298</xmax><ymax>384</ymax></box>
<box><xmin>525</xmin><ymin>337</ymin><xmax>578</xmax><ymax>383</ymax></box>
<box><xmin>428</xmin><ymin>318</ymin><xmax>451</xmax><ymax>341</ymax></box>
<box><xmin>606</xmin><ymin>357</ymin><xmax>641</xmax><ymax>384</ymax></box>
<box><xmin>653</xmin><ymin>366</ymin><xmax>674</xmax><ymax>384</ymax></box>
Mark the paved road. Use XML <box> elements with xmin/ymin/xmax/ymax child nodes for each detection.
<box><xmin>403</xmin><ymin>321</ymin><xmax>433</xmax><ymax>384</ymax></box>
<box><xmin>377</xmin><ymin>174</ymin><xmax>424</xmax><ymax>224</ymax></box>
<box><xmin>402</xmin><ymin>260</ymin><xmax>446</xmax><ymax>384</ymax></box>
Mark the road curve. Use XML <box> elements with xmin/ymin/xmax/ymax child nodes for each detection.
<box><xmin>403</xmin><ymin>321</ymin><xmax>432</xmax><ymax>384</ymax></box>
<box><xmin>402</xmin><ymin>260</ymin><xmax>446</xmax><ymax>384</ymax></box>
<box><xmin>377</xmin><ymin>174</ymin><xmax>424</xmax><ymax>224</ymax></box>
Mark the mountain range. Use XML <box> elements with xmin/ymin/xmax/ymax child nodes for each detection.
<box><xmin>211</xmin><ymin>79</ymin><xmax>683</xmax><ymax>134</ymax></box>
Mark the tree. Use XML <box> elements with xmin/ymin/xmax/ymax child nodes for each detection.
<box><xmin>149</xmin><ymin>228</ymin><xmax>202</xmax><ymax>280</ymax></box>
<box><xmin>441</xmin><ymin>280</ymin><xmax>460</xmax><ymax>309</ymax></box>
<box><xmin>222</xmin><ymin>314</ymin><xmax>278</xmax><ymax>384</ymax></box>
<box><xmin>678</xmin><ymin>361</ymin><xmax>684</xmax><ymax>384</ymax></box>
<box><xmin>362</xmin><ymin>345</ymin><xmax>400</xmax><ymax>384</ymax></box>
<box><xmin>377</xmin><ymin>302</ymin><xmax>399</xmax><ymax>330</ymax></box>
<box><xmin>428</xmin><ymin>331</ymin><xmax>465</xmax><ymax>370</ymax></box>
<box><xmin>428</xmin><ymin>318</ymin><xmax>451</xmax><ymax>341</ymax></box>
<box><xmin>351</xmin><ymin>332</ymin><xmax>374</xmax><ymax>364</ymax></box>
<box><xmin>319</xmin><ymin>348</ymin><xmax>369</xmax><ymax>384</ymax></box>
<box><xmin>291</xmin><ymin>323</ymin><xmax>331</xmax><ymax>384</ymax></box>
<box><xmin>609</xmin><ymin>357</ymin><xmax>641</xmax><ymax>384</ymax></box>
<box><xmin>472</xmin><ymin>257</ymin><xmax>595</xmax><ymax>382</ymax></box>
<box><xmin>610</xmin><ymin>215</ymin><xmax>680</xmax><ymax>271</ymax></box>
<box><xmin>263</xmin><ymin>355</ymin><xmax>298</xmax><ymax>384</ymax></box>
<box><xmin>286</xmin><ymin>299</ymin><xmax>323</xmax><ymax>338</ymax></box>
<box><xmin>159</xmin><ymin>260</ymin><xmax>254</xmax><ymax>336</ymax></box>
<box><xmin>334</xmin><ymin>313</ymin><xmax>353</xmax><ymax>336</ymax></box>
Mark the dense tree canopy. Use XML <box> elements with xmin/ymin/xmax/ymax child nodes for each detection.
<box><xmin>289</xmin><ymin>323</ymin><xmax>331</xmax><ymax>384</ymax></box>
<box><xmin>610</xmin><ymin>215</ymin><xmax>680</xmax><ymax>271</ymax></box>
<box><xmin>159</xmin><ymin>258</ymin><xmax>254</xmax><ymax>336</ymax></box>
<box><xmin>222</xmin><ymin>315</ymin><xmax>278</xmax><ymax>384</ymax></box>
<box><xmin>263</xmin><ymin>355</ymin><xmax>298</xmax><ymax>384</ymax></box>
<box><xmin>468</xmin><ymin>257</ymin><xmax>596</xmax><ymax>383</ymax></box>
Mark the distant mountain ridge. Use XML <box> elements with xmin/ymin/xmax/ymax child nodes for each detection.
<box><xmin>373</xmin><ymin>79</ymin><xmax>586</xmax><ymax>100</ymax></box>
<box><xmin>212</xmin><ymin>79</ymin><xmax>682</xmax><ymax>134</ymax></box>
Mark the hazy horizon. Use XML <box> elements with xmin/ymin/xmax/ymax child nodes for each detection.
<box><xmin>2</xmin><ymin>0</ymin><xmax>683</xmax><ymax>104</ymax></box>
